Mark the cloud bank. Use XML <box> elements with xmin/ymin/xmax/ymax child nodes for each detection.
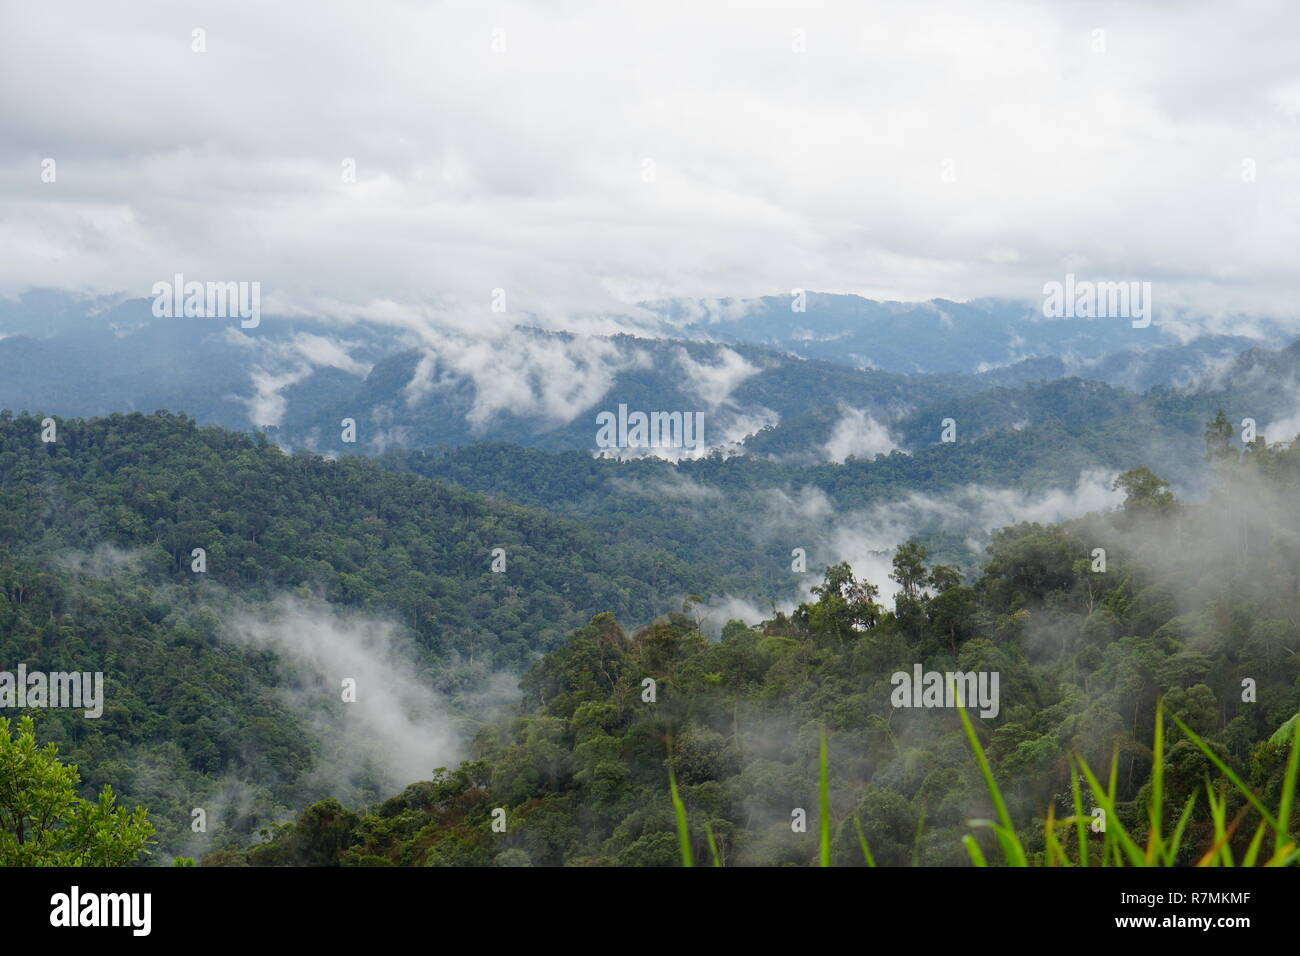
<box><xmin>2</xmin><ymin>1</ymin><xmax>1299</xmax><ymax>335</ymax></box>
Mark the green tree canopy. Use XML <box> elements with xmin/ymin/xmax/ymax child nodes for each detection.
<box><xmin>1112</xmin><ymin>466</ymin><xmax>1176</xmax><ymax>515</ymax></box>
<box><xmin>0</xmin><ymin>716</ymin><xmax>155</xmax><ymax>866</ymax></box>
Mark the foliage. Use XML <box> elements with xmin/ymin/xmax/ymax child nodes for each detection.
<box><xmin>228</xmin><ymin>441</ymin><xmax>1300</xmax><ymax>865</ymax></box>
<box><xmin>0</xmin><ymin>715</ymin><xmax>155</xmax><ymax>866</ymax></box>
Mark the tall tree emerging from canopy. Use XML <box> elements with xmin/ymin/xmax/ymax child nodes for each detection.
<box><xmin>1112</xmin><ymin>467</ymin><xmax>1176</xmax><ymax>516</ymax></box>
<box><xmin>1204</xmin><ymin>408</ymin><xmax>1236</xmax><ymax>463</ymax></box>
<box><xmin>889</xmin><ymin>540</ymin><xmax>930</xmax><ymax>603</ymax></box>
<box><xmin>0</xmin><ymin>716</ymin><xmax>155</xmax><ymax>866</ymax></box>
<box><xmin>801</xmin><ymin>562</ymin><xmax>882</xmax><ymax>646</ymax></box>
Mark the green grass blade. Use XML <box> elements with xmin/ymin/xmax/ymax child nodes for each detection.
<box><xmin>1163</xmin><ymin>793</ymin><xmax>1197</xmax><ymax>866</ymax></box>
<box><xmin>957</xmin><ymin>700</ymin><xmax>1026</xmax><ymax>866</ymax></box>
<box><xmin>1262</xmin><ymin>843</ymin><xmax>1298</xmax><ymax>866</ymax></box>
<box><xmin>1069</xmin><ymin>755</ymin><xmax>1089</xmax><ymax>869</ymax></box>
<box><xmin>1148</xmin><ymin>698</ymin><xmax>1164</xmax><ymax>862</ymax></box>
<box><xmin>1044</xmin><ymin>804</ymin><xmax>1066</xmax><ymax>867</ymax></box>
<box><xmin>1170</xmin><ymin>713</ymin><xmax>1278</xmax><ymax>832</ymax></box>
<box><xmin>1242</xmin><ymin>820</ymin><xmax>1268</xmax><ymax>868</ymax></box>
<box><xmin>963</xmin><ymin>834</ymin><xmax>988</xmax><ymax>867</ymax></box>
<box><xmin>1275</xmin><ymin>706</ymin><xmax>1300</xmax><ymax>855</ymax></box>
<box><xmin>852</xmin><ymin>813</ymin><xmax>876</xmax><ymax>867</ymax></box>
<box><xmin>668</xmin><ymin>766</ymin><xmax>693</xmax><ymax>867</ymax></box>
<box><xmin>1077</xmin><ymin>754</ymin><xmax>1148</xmax><ymax>866</ymax></box>
<box><xmin>1197</xmin><ymin>782</ymin><xmax>1247</xmax><ymax>867</ymax></box>
<box><xmin>1104</xmin><ymin>748</ymin><xmax>1119</xmax><ymax>868</ymax></box>
<box><xmin>1204</xmin><ymin>780</ymin><xmax>1221</xmax><ymax>866</ymax></box>
<box><xmin>704</xmin><ymin>822</ymin><xmax>721</xmax><ymax>867</ymax></box>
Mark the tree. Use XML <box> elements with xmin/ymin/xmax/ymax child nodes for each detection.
<box><xmin>927</xmin><ymin>585</ymin><xmax>979</xmax><ymax>653</ymax></box>
<box><xmin>929</xmin><ymin>564</ymin><xmax>963</xmax><ymax>594</ymax></box>
<box><xmin>1112</xmin><ymin>467</ymin><xmax>1176</xmax><ymax>515</ymax></box>
<box><xmin>803</xmin><ymin>562</ymin><xmax>881</xmax><ymax>644</ymax></box>
<box><xmin>0</xmin><ymin>716</ymin><xmax>155</xmax><ymax>866</ymax></box>
<box><xmin>890</xmin><ymin>540</ymin><xmax>930</xmax><ymax>602</ymax></box>
<box><xmin>890</xmin><ymin>541</ymin><xmax>931</xmax><ymax>641</ymax></box>
<box><xmin>1204</xmin><ymin>409</ymin><xmax>1235</xmax><ymax>462</ymax></box>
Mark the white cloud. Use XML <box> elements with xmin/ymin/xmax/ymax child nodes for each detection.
<box><xmin>676</xmin><ymin>346</ymin><xmax>761</xmax><ymax>407</ymax></box>
<box><xmin>2</xmin><ymin>1</ymin><xmax>1299</xmax><ymax>334</ymax></box>
<box><xmin>403</xmin><ymin>331</ymin><xmax>644</xmax><ymax>432</ymax></box>
<box><xmin>222</xmin><ymin>598</ymin><xmax>465</xmax><ymax>800</ymax></box>
<box><xmin>823</xmin><ymin>406</ymin><xmax>898</xmax><ymax>462</ymax></box>
<box><xmin>223</xmin><ymin>328</ymin><xmax>373</xmax><ymax>426</ymax></box>
<box><xmin>751</xmin><ymin>469</ymin><xmax>1122</xmax><ymax>605</ymax></box>
<box><xmin>1264</xmin><ymin>386</ymin><xmax>1300</xmax><ymax>445</ymax></box>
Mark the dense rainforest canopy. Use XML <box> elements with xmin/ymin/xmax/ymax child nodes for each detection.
<box><xmin>216</xmin><ymin>433</ymin><xmax>1300</xmax><ymax>866</ymax></box>
<box><xmin>0</xmin><ymin>410</ymin><xmax>1296</xmax><ymax>865</ymax></box>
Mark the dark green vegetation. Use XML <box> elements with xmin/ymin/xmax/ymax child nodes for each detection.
<box><xmin>1</xmin><ymin>400</ymin><xmax>1297</xmax><ymax>866</ymax></box>
<box><xmin>0</xmin><ymin>715</ymin><xmax>155</xmax><ymax>865</ymax></box>
<box><xmin>218</xmin><ymin>438</ymin><xmax>1300</xmax><ymax>866</ymax></box>
<box><xmin>0</xmin><ymin>411</ymin><xmax>727</xmax><ymax>854</ymax></box>
<box><xmin>378</xmin><ymin>369</ymin><xmax>1279</xmax><ymax>599</ymax></box>
<box><xmin>0</xmin><ymin>410</ymin><xmax>714</xmax><ymax>660</ymax></box>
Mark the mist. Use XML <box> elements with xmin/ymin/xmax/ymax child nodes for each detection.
<box><xmin>221</xmin><ymin>597</ymin><xmax>470</xmax><ymax>803</ymax></box>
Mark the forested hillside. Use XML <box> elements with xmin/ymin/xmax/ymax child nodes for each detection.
<box><xmin>2</xmin><ymin>408</ymin><xmax>1297</xmax><ymax>866</ymax></box>
<box><xmin>6</xmin><ymin>292</ymin><xmax>1299</xmax><ymax>476</ymax></box>
<box><xmin>0</xmin><ymin>411</ymin><xmax>724</xmax><ymax>853</ymax></box>
<box><xmin>9</xmin><ymin>0</ymin><xmax>1300</xmax><ymax>923</ymax></box>
<box><xmin>216</xmin><ymin>436</ymin><xmax>1300</xmax><ymax>866</ymax></box>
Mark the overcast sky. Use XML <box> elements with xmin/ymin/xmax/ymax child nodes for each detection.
<box><xmin>3</xmin><ymin>0</ymin><xmax>1298</xmax><ymax>333</ymax></box>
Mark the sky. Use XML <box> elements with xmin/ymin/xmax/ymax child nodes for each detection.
<box><xmin>2</xmin><ymin>0</ymin><xmax>1299</xmax><ymax>333</ymax></box>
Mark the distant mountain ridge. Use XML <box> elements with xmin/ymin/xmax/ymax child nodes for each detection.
<box><xmin>2</xmin><ymin>290</ymin><xmax>1298</xmax><ymax>468</ymax></box>
<box><xmin>645</xmin><ymin>291</ymin><xmax>1293</xmax><ymax>377</ymax></box>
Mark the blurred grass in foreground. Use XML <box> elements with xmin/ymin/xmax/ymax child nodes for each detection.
<box><xmin>669</xmin><ymin>700</ymin><xmax>1300</xmax><ymax>867</ymax></box>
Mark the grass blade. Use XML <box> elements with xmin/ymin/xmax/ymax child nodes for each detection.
<box><xmin>1163</xmin><ymin>793</ymin><xmax>1197</xmax><ymax>866</ymax></box>
<box><xmin>1242</xmin><ymin>820</ymin><xmax>1268</xmax><ymax>868</ymax></box>
<box><xmin>1262</xmin><ymin>843</ymin><xmax>1298</xmax><ymax>867</ymax></box>
<box><xmin>1069</xmin><ymin>756</ymin><xmax>1089</xmax><ymax>869</ymax></box>
<box><xmin>1275</xmin><ymin>706</ymin><xmax>1300</xmax><ymax>855</ymax></box>
<box><xmin>668</xmin><ymin>766</ymin><xmax>693</xmax><ymax>867</ymax></box>
<box><xmin>957</xmin><ymin>700</ymin><xmax>1026</xmax><ymax>866</ymax></box>
<box><xmin>853</xmin><ymin>813</ymin><xmax>876</xmax><ymax>867</ymax></box>
<box><xmin>704</xmin><ymin>822</ymin><xmax>721</xmax><ymax>867</ymax></box>
<box><xmin>1147</xmin><ymin>698</ymin><xmax>1164</xmax><ymax>862</ymax></box>
<box><xmin>1170</xmin><ymin>713</ymin><xmax>1278</xmax><ymax>832</ymax></box>
<box><xmin>1104</xmin><ymin>748</ymin><xmax>1119</xmax><ymax>867</ymax></box>
<box><xmin>1044</xmin><ymin>804</ymin><xmax>1066</xmax><ymax>867</ymax></box>
<box><xmin>963</xmin><ymin>834</ymin><xmax>988</xmax><ymax>867</ymax></box>
<box><xmin>1077</xmin><ymin>754</ymin><xmax>1147</xmax><ymax>866</ymax></box>
<box><xmin>1196</xmin><ymin>785</ymin><xmax>1244</xmax><ymax>868</ymax></box>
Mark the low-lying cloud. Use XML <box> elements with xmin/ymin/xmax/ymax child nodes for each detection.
<box><xmin>823</xmin><ymin>406</ymin><xmax>899</xmax><ymax>463</ymax></box>
<box><xmin>222</xmin><ymin>597</ymin><xmax>465</xmax><ymax>801</ymax></box>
